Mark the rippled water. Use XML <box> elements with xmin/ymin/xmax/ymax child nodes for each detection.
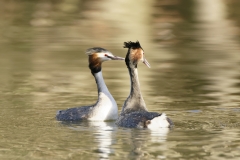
<box><xmin>1</xmin><ymin>0</ymin><xmax>240</xmax><ymax>159</ymax></box>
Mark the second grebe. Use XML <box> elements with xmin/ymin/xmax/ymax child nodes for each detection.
<box><xmin>56</xmin><ymin>47</ymin><xmax>124</xmax><ymax>121</ymax></box>
<box><xmin>116</xmin><ymin>41</ymin><xmax>173</xmax><ymax>128</ymax></box>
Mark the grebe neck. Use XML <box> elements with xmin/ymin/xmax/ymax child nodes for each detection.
<box><xmin>94</xmin><ymin>71</ymin><xmax>110</xmax><ymax>95</ymax></box>
<box><xmin>121</xmin><ymin>66</ymin><xmax>147</xmax><ymax>114</ymax></box>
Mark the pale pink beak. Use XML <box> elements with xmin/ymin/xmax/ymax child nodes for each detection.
<box><xmin>143</xmin><ymin>58</ymin><xmax>151</xmax><ymax>68</ymax></box>
<box><xmin>106</xmin><ymin>54</ymin><xmax>125</xmax><ymax>60</ymax></box>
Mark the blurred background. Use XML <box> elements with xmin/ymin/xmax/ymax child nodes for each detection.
<box><xmin>0</xmin><ymin>0</ymin><xmax>240</xmax><ymax>159</ymax></box>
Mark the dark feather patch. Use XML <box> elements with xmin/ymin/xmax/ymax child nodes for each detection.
<box><xmin>116</xmin><ymin>111</ymin><xmax>161</xmax><ymax>128</ymax></box>
<box><xmin>89</xmin><ymin>54</ymin><xmax>102</xmax><ymax>74</ymax></box>
<box><xmin>123</xmin><ymin>41</ymin><xmax>142</xmax><ymax>49</ymax></box>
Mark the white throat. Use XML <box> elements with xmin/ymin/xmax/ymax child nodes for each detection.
<box><xmin>90</xmin><ymin>71</ymin><xmax>118</xmax><ymax>121</ymax></box>
<box><xmin>94</xmin><ymin>71</ymin><xmax>110</xmax><ymax>94</ymax></box>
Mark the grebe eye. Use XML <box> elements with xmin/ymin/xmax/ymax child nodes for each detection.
<box><xmin>105</xmin><ymin>54</ymin><xmax>109</xmax><ymax>57</ymax></box>
<box><xmin>105</xmin><ymin>54</ymin><xmax>111</xmax><ymax>58</ymax></box>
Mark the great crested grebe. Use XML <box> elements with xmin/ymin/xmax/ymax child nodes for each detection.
<box><xmin>56</xmin><ymin>47</ymin><xmax>124</xmax><ymax>121</ymax></box>
<box><xmin>116</xmin><ymin>41</ymin><xmax>173</xmax><ymax>129</ymax></box>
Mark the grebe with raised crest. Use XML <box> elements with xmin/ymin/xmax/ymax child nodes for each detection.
<box><xmin>56</xmin><ymin>47</ymin><xmax>124</xmax><ymax>121</ymax></box>
<box><xmin>116</xmin><ymin>41</ymin><xmax>173</xmax><ymax>129</ymax></box>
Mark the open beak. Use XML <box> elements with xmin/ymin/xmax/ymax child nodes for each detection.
<box><xmin>107</xmin><ymin>55</ymin><xmax>125</xmax><ymax>60</ymax></box>
<box><xmin>143</xmin><ymin>58</ymin><xmax>151</xmax><ymax>68</ymax></box>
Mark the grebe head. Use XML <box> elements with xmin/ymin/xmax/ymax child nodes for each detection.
<box><xmin>86</xmin><ymin>47</ymin><xmax>124</xmax><ymax>61</ymax></box>
<box><xmin>86</xmin><ymin>47</ymin><xmax>124</xmax><ymax>74</ymax></box>
<box><xmin>123</xmin><ymin>41</ymin><xmax>150</xmax><ymax>68</ymax></box>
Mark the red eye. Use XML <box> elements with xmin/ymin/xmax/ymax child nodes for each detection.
<box><xmin>105</xmin><ymin>54</ymin><xmax>111</xmax><ymax>58</ymax></box>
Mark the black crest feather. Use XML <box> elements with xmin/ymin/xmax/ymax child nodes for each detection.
<box><xmin>123</xmin><ymin>41</ymin><xmax>142</xmax><ymax>49</ymax></box>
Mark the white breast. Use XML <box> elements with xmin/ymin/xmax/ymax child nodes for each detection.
<box><xmin>89</xmin><ymin>92</ymin><xmax>118</xmax><ymax>121</ymax></box>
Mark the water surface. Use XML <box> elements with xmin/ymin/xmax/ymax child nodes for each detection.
<box><xmin>0</xmin><ymin>0</ymin><xmax>240</xmax><ymax>159</ymax></box>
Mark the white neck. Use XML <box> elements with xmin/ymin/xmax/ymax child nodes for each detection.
<box><xmin>90</xmin><ymin>71</ymin><xmax>118</xmax><ymax>121</ymax></box>
<box><xmin>94</xmin><ymin>71</ymin><xmax>110</xmax><ymax>94</ymax></box>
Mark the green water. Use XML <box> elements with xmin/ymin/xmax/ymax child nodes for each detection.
<box><xmin>0</xmin><ymin>0</ymin><xmax>240</xmax><ymax>159</ymax></box>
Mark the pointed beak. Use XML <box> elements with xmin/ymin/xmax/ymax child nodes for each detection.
<box><xmin>143</xmin><ymin>58</ymin><xmax>151</xmax><ymax>68</ymax></box>
<box><xmin>107</xmin><ymin>55</ymin><xmax>125</xmax><ymax>60</ymax></box>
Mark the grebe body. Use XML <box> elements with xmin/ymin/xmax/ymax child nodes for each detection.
<box><xmin>116</xmin><ymin>41</ymin><xmax>173</xmax><ymax>128</ymax></box>
<box><xmin>56</xmin><ymin>47</ymin><xmax>124</xmax><ymax>121</ymax></box>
